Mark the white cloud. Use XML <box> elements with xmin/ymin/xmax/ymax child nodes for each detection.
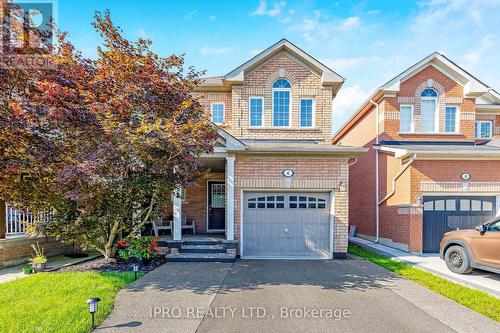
<box><xmin>332</xmin><ymin>84</ymin><xmax>373</xmax><ymax>132</ymax></box>
<box><xmin>339</xmin><ymin>16</ymin><xmax>360</xmax><ymax>30</ymax></box>
<box><xmin>200</xmin><ymin>46</ymin><xmax>231</xmax><ymax>55</ymax></box>
<box><xmin>209</xmin><ymin>15</ymin><xmax>217</xmax><ymax>21</ymax></box>
<box><xmin>321</xmin><ymin>57</ymin><xmax>367</xmax><ymax>72</ymax></box>
<box><xmin>252</xmin><ymin>1</ymin><xmax>286</xmax><ymax>17</ymax></box>
<box><xmin>134</xmin><ymin>28</ymin><xmax>150</xmax><ymax>39</ymax></box>
<box><xmin>184</xmin><ymin>10</ymin><xmax>198</xmax><ymax>20</ymax></box>
<box><xmin>464</xmin><ymin>34</ymin><xmax>496</xmax><ymax>67</ymax></box>
<box><xmin>250</xmin><ymin>49</ymin><xmax>263</xmax><ymax>55</ymax></box>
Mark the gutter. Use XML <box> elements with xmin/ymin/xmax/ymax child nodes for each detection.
<box><xmin>369</xmin><ymin>99</ymin><xmax>381</xmax><ymax>243</ymax></box>
<box><xmin>378</xmin><ymin>154</ymin><xmax>416</xmax><ymax>206</ymax></box>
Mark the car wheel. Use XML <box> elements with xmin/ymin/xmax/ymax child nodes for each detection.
<box><xmin>445</xmin><ymin>245</ymin><xmax>473</xmax><ymax>274</ymax></box>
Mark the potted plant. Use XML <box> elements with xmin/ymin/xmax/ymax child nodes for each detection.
<box><xmin>23</xmin><ymin>265</ymin><xmax>33</xmax><ymax>274</ymax></box>
<box><xmin>29</xmin><ymin>243</ymin><xmax>47</xmax><ymax>273</ymax></box>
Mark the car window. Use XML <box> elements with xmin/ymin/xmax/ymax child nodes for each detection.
<box><xmin>487</xmin><ymin>221</ymin><xmax>500</xmax><ymax>232</ymax></box>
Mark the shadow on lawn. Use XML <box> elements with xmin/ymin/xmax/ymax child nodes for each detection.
<box><xmin>124</xmin><ymin>257</ymin><xmax>400</xmax><ymax>295</ymax></box>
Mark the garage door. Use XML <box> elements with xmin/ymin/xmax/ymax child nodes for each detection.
<box><xmin>242</xmin><ymin>192</ymin><xmax>331</xmax><ymax>259</ymax></box>
<box><xmin>423</xmin><ymin>196</ymin><xmax>497</xmax><ymax>253</ymax></box>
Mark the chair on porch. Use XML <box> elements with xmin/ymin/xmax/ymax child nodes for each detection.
<box><xmin>181</xmin><ymin>215</ymin><xmax>196</xmax><ymax>235</ymax></box>
<box><xmin>151</xmin><ymin>219</ymin><xmax>172</xmax><ymax>237</ymax></box>
<box><xmin>150</xmin><ymin>214</ymin><xmax>195</xmax><ymax>237</ymax></box>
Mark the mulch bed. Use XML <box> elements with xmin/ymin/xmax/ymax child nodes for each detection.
<box><xmin>54</xmin><ymin>256</ymin><xmax>167</xmax><ymax>273</ymax></box>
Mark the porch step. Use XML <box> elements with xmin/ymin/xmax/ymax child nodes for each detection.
<box><xmin>165</xmin><ymin>252</ymin><xmax>236</xmax><ymax>262</ymax></box>
<box><xmin>181</xmin><ymin>244</ymin><xmax>226</xmax><ymax>253</ymax></box>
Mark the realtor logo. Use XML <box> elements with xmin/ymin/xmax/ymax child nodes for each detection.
<box><xmin>1</xmin><ymin>0</ymin><xmax>57</xmax><ymax>68</ymax></box>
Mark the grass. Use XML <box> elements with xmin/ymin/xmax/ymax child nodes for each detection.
<box><xmin>0</xmin><ymin>271</ymin><xmax>144</xmax><ymax>333</ymax></box>
<box><xmin>348</xmin><ymin>244</ymin><xmax>500</xmax><ymax>322</ymax></box>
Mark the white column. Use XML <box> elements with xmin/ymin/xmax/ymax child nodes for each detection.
<box><xmin>226</xmin><ymin>156</ymin><xmax>235</xmax><ymax>241</ymax></box>
<box><xmin>172</xmin><ymin>187</ymin><xmax>183</xmax><ymax>241</ymax></box>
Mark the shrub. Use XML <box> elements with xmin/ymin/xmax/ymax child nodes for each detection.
<box><xmin>117</xmin><ymin>237</ymin><xmax>159</xmax><ymax>261</ymax></box>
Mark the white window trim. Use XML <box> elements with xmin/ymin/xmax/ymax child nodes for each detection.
<box><xmin>399</xmin><ymin>104</ymin><xmax>414</xmax><ymax>133</ymax></box>
<box><xmin>210</xmin><ymin>102</ymin><xmax>225</xmax><ymax>125</ymax></box>
<box><xmin>475</xmin><ymin>120</ymin><xmax>493</xmax><ymax>139</ymax></box>
<box><xmin>444</xmin><ymin>105</ymin><xmax>460</xmax><ymax>133</ymax></box>
<box><xmin>248</xmin><ymin>96</ymin><xmax>264</xmax><ymax>127</ymax></box>
<box><xmin>421</xmin><ymin>95</ymin><xmax>439</xmax><ymax>133</ymax></box>
<box><xmin>272</xmin><ymin>84</ymin><xmax>292</xmax><ymax>128</ymax></box>
<box><xmin>299</xmin><ymin>97</ymin><xmax>315</xmax><ymax>128</ymax></box>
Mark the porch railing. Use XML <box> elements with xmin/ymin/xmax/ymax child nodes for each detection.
<box><xmin>5</xmin><ymin>203</ymin><xmax>52</xmax><ymax>238</ymax></box>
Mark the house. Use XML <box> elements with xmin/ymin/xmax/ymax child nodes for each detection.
<box><xmin>161</xmin><ymin>39</ymin><xmax>365</xmax><ymax>260</ymax></box>
<box><xmin>332</xmin><ymin>52</ymin><xmax>500</xmax><ymax>253</ymax></box>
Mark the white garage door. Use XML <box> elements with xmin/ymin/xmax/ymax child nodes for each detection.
<box><xmin>242</xmin><ymin>192</ymin><xmax>332</xmax><ymax>259</ymax></box>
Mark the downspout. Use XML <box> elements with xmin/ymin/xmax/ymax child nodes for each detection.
<box><xmin>378</xmin><ymin>154</ymin><xmax>416</xmax><ymax>206</ymax></box>
<box><xmin>369</xmin><ymin>99</ymin><xmax>380</xmax><ymax>242</ymax></box>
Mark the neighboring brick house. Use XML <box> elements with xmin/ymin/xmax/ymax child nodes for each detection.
<box><xmin>332</xmin><ymin>52</ymin><xmax>500</xmax><ymax>253</ymax></box>
<box><xmin>162</xmin><ymin>39</ymin><xmax>365</xmax><ymax>259</ymax></box>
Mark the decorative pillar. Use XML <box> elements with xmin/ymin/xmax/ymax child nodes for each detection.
<box><xmin>226</xmin><ymin>156</ymin><xmax>235</xmax><ymax>241</ymax></box>
<box><xmin>172</xmin><ymin>187</ymin><xmax>183</xmax><ymax>241</ymax></box>
<box><xmin>0</xmin><ymin>200</ymin><xmax>5</xmax><ymax>239</ymax></box>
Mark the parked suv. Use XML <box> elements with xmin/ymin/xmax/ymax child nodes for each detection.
<box><xmin>440</xmin><ymin>218</ymin><xmax>500</xmax><ymax>274</ymax></box>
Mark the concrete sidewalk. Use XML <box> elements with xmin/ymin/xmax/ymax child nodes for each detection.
<box><xmin>349</xmin><ymin>236</ymin><xmax>500</xmax><ymax>298</ymax></box>
<box><xmin>0</xmin><ymin>253</ymin><xmax>100</xmax><ymax>284</ymax></box>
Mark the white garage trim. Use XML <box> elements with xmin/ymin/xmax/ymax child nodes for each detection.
<box><xmin>240</xmin><ymin>189</ymin><xmax>334</xmax><ymax>260</ymax></box>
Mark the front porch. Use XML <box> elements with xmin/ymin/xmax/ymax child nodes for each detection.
<box><xmin>159</xmin><ymin>146</ymin><xmax>238</xmax><ymax>243</ymax></box>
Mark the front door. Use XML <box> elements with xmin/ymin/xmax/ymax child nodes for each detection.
<box><xmin>208</xmin><ymin>181</ymin><xmax>225</xmax><ymax>231</ymax></box>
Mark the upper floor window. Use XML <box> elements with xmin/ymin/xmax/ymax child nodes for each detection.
<box><xmin>445</xmin><ymin>106</ymin><xmax>459</xmax><ymax>133</ymax></box>
<box><xmin>211</xmin><ymin>103</ymin><xmax>225</xmax><ymax>124</ymax></box>
<box><xmin>475</xmin><ymin>120</ymin><xmax>492</xmax><ymax>139</ymax></box>
<box><xmin>300</xmin><ymin>98</ymin><xmax>314</xmax><ymax>127</ymax></box>
<box><xmin>400</xmin><ymin>105</ymin><xmax>414</xmax><ymax>132</ymax></box>
<box><xmin>249</xmin><ymin>97</ymin><xmax>263</xmax><ymax>127</ymax></box>
<box><xmin>273</xmin><ymin>79</ymin><xmax>291</xmax><ymax>127</ymax></box>
<box><xmin>420</xmin><ymin>88</ymin><xmax>438</xmax><ymax>132</ymax></box>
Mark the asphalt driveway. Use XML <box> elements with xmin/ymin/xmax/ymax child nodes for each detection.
<box><xmin>97</xmin><ymin>258</ymin><xmax>499</xmax><ymax>333</ymax></box>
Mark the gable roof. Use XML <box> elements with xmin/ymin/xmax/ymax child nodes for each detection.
<box><xmin>332</xmin><ymin>52</ymin><xmax>500</xmax><ymax>143</ymax></box>
<box><xmin>198</xmin><ymin>39</ymin><xmax>344</xmax><ymax>92</ymax></box>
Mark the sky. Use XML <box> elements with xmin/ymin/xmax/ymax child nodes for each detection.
<box><xmin>55</xmin><ymin>0</ymin><xmax>500</xmax><ymax>132</ymax></box>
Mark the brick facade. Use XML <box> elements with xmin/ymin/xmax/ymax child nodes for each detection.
<box><xmin>195</xmin><ymin>52</ymin><xmax>335</xmax><ymax>142</ymax></box>
<box><xmin>333</xmin><ymin>56</ymin><xmax>500</xmax><ymax>253</ymax></box>
<box><xmin>0</xmin><ymin>237</ymin><xmax>69</xmax><ymax>268</ymax></box>
<box><xmin>233</xmin><ymin>154</ymin><xmax>350</xmax><ymax>254</ymax></box>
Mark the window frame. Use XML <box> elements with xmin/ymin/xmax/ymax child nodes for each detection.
<box><xmin>399</xmin><ymin>104</ymin><xmax>414</xmax><ymax>133</ymax></box>
<box><xmin>475</xmin><ymin>120</ymin><xmax>493</xmax><ymax>139</ymax></box>
<box><xmin>210</xmin><ymin>102</ymin><xmax>225</xmax><ymax>125</ymax></box>
<box><xmin>420</xmin><ymin>88</ymin><xmax>439</xmax><ymax>133</ymax></box>
<box><xmin>248</xmin><ymin>96</ymin><xmax>264</xmax><ymax>127</ymax></box>
<box><xmin>299</xmin><ymin>97</ymin><xmax>315</xmax><ymax>128</ymax></box>
<box><xmin>444</xmin><ymin>105</ymin><xmax>460</xmax><ymax>133</ymax></box>
<box><xmin>272</xmin><ymin>79</ymin><xmax>292</xmax><ymax>127</ymax></box>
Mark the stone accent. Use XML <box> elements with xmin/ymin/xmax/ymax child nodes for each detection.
<box><xmin>420</xmin><ymin>181</ymin><xmax>500</xmax><ymax>192</ymax></box>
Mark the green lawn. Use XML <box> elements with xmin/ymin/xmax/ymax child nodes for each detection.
<box><xmin>0</xmin><ymin>272</ymin><xmax>143</xmax><ymax>333</ymax></box>
<box><xmin>348</xmin><ymin>244</ymin><xmax>500</xmax><ymax>322</ymax></box>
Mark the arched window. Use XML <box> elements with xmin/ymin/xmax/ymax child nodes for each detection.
<box><xmin>273</xmin><ymin>79</ymin><xmax>291</xmax><ymax>126</ymax></box>
<box><xmin>420</xmin><ymin>88</ymin><xmax>438</xmax><ymax>132</ymax></box>
<box><xmin>420</xmin><ymin>88</ymin><xmax>437</xmax><ymax>97</ymax></box>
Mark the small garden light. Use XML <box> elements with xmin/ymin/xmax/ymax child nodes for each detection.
<box><xmin>86</xmin><ymin>297</ymin><xmax>101</xmax><ymax>329</ymax></box>
<box><xmin>132</xmin><ymin>264</ymin><xmax>139</xmax><ymax>280</ymax></box>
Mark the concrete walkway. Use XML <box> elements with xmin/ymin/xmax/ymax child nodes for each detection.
<box><xmin>97</xmin><ymin>260</ymin><xmax>499</xmax><ymax>333</ymax></box>
<box><xmin>349</xmin><ymin>236</ymin><xmax>500</xmax><ymax>298</ymax></box>
<box><xmin>0</xmin><ymin>253</ymin><xmax>100</xmax><ymax>284</ymax></box>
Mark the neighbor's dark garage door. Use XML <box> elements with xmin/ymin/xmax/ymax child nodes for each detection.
<box><xmin>423</xmin><ymin>196</ymin><xmax>496</xmax><ymax>253</ymax></box>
